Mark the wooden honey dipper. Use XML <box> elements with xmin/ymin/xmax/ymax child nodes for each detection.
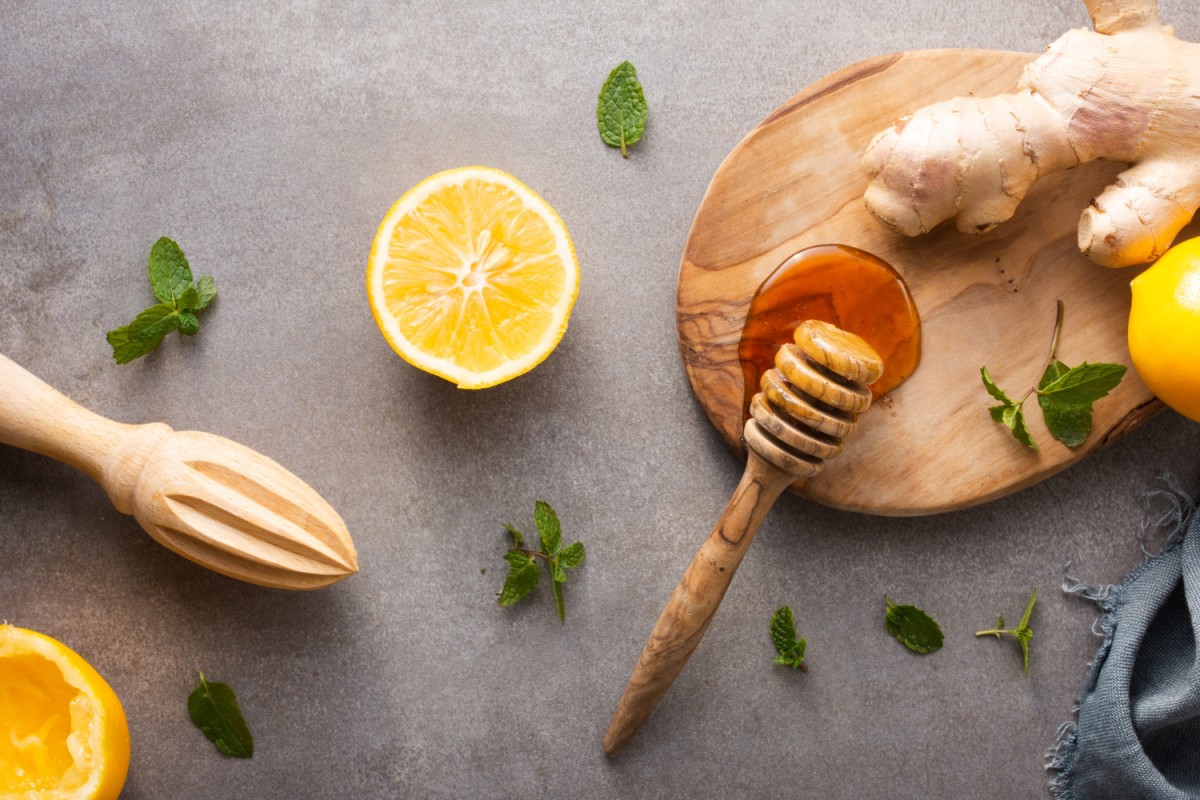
<box><xmin>604</xmin><ymin>319</ymin><xmax>883</xmax><ymax>756</ymax></box>
<box><xmin>0</xmin><ymin>353</ymin><xmax>357</xmax><ymax>590</ymax></box>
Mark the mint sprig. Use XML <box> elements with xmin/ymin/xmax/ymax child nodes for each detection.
<box><xmin>107</xmin><ymin>237</ymin><xmax>216</xmax><ymax>363</ymax></box>
<box><xmin>885</xmin><ymin>596</ymin><xmax>944</xmax><ymax>654</ymax></box>
<box><xmin>976</xmin><ymin>589</ymin><xmax>1037</xmax><ymax>674</ymax></box>
<box><xmin>498</xmin><ymin>501</ymin><xmax>585</xmax><ymax>622</ymax></box>
<box><xmin>769</xmin><ymin>606</ymin><xmax>808</xmax><ymax>671</ymax></box>
<box><xmin>982</xmin><ymin>300</ymin><xmax>1125</xmax><ymax>449</ymax></box>
<box><xmin>597</xmin><ymin>61</ymin><xmax>647</xmax><ymax>157</ymax></box>
<box><xmin>187</xmin><ymin>671</ymin><xmax>253</xmax><ymax>758</ymax></box>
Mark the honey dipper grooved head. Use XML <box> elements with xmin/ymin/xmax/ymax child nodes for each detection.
<box><xmin>743</xmin><ymin>320</ymin><xmax>883</xmax><ymax>477</ymax></box>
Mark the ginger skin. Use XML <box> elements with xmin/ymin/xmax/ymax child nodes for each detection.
<box><xmin>862</xmin><ymin>0</ymin><xmax>1200</xmax><ymax>267</ymax></box>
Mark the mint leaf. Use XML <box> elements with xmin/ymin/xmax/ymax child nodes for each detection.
<box><xmin>1038</xmin><ymin>362</ymin><xmax>1126</xmax><ymax>404</ymax></box>
<box><xmin>1039</xmin><ymin>396</ymin><xmax>1091</xmax><ymax>447</ymax></box>
<box><xmin>499</xmin><ymin>551</ymin><xmax>539</xmax><ymax>606</ymax></box>
<box><xmin>769</xmin><ymin>606</ymin><xmax>807</xmax><ymax>670</ymax></box>
<box><xmin>976</xmin><ymin>589</ymin><xmax>1037</xmax><ymax>675</ymax></box>
<box><xmin>498</xmin><ymin>502</ymin><xmax>582</xmax><ymax>622</ymax></box>
<box><xmin>981</xmin><ymin>366</ymin><xmax>1013</xmax><ymax>406</ymax></box>
<box><xmin>148</xmin><ymin>237</ymin><xmax>193</xmax><ymax>304</ymax></box>
<box><xmin>107</xmin><ymin>304</ymin><xmax>181</xmax><ymax>364</ymax></box>
<box><xmin>534</xmin><ymin>499</ymin><xmax>561</xmax><ymax>553</ymax></box>
<box><xmin>187</xmin><ymin>672</ymin><xmax>253</xmax><ymax>758</ymax></box>
<box><xmin>598</xmin><ymin>61</ymin><xmax>647</xmax><ymax>157</ymax></box>
<box><xmin>1000</xmin><ymin>404</ymin><xmax>1037</xmax><ymax>450</ymax></box>
<box><xmin>178</xmin><ymin>312</ymin><xmax>200</xmax><ymax>336</ymax></box>
<box><xmin>195</xmin><ymin>275</ymin><xmax>217</xmax><ymax>310</ymax></box>
<box><xmin>504</xmin><ymin>523</ymin><xmax>524</xmax><ymax>551</ymax></box>
<box><xmin>558</xmin><ymin>541</ymin><xmax>585</xmax><ymax>570</ymax></box>
<box><xmin>1038</xmin><ymin>359</ymin><xmax>1070</xmax><ymax>389</ymax></box>
<box><xmin>110</xmin><ymin>238</ymin><xmax>217</xmax><ymax>363</ymax></box>
<box><xmin>884</xmin><ymin>596</ymin><xmax>944</xmax><ymax>654</ymax></box>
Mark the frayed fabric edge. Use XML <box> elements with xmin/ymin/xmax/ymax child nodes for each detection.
<box><xmin>1045</xmin><ymin>474</ymin><xmax>1196</xmax><ymax>800</ymax></box>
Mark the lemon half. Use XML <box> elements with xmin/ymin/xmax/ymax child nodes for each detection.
<box><xmin>0</xmin><ymin>624</ymin><xmax>130</xmax><ymax>800</ymax></box>
<box><xmin>367</xmin><ymin>167</ymin><xmax>580</xmax><ymax>389</ymax></box>
<box><xmin>1129</xmin><ymin>236</ymin><xmax>1200</xmax><ymax>422</ymax></box>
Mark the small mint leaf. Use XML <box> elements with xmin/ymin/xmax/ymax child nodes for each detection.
<box><xmin>534</xmin><ymin>500</ymin><xmax>561</xmax><ymax>554</ymax></box>
<box><xmin>108</xmin><ymin>304</ymin><xmax>180</xmax><ymax>363</ymax></box>
<box><xmin>989</xmin><ymin>404</ymin><xmax>1010</xmax><ymax>423</ymax></box>
<box><xmin>178</xmin><ymin>312</ymin><xmax>200</xmax><ymax>336</ymax></box>
<box><xmin>178</xmin><ymin>286</ymin><xmax>201</xmax><ymax>311</ymax></box>
<box><xmin>194</xmin><ymin>275</ymin><xmax>217</xmax><ymax>310</ymax></box>
<box><xmin>558</xmin><ymin>541</ymin><xmax>585</xmax><ymax>570</ymax></box>
<box><xmin>504</xmin><ymin>524</ymin><xmax>524</xmax><ymax>551</ymax></box>
<box><xmin>884</xmin><ymin>596</ymin><xmax>944</xmax><ymax>654</ymax></box>
<box><xmin>188</xmin><ymin>672</ymin><xmax>253</xmax><ymax>758</ymax></box>
<box><xmin>1037</xmin><ymin>362</ymin><xmax>1126</xmax><ymax>404</ymax></box>
<box><xmin>1040</xmin><ymin>395</ymin><xmax>1092</xmax><ymax>447</ymax></box>
<box><xmin>1019</xmin><ymin>589</ymin><xmax>1037</xmax><ymax>629</ymax></box>
<box><xmin>148</xmin><ymin>237</ymin><xmax>193</xmax><ymax>304</ymax></box>
<box><xmin>499</xmin><ymin>552</ymin><xmax>539</xmax><ymax>606</ymax></box>
<box><xmin>981</xmin><ymin>366</ymin><xmax>1014</xmax><ymax>406</ymax></box>
<box><xmin>1038</xmin><ymin>359</ymin><xmax>1071</xmax><ymax>390</ymax></box>
<box><xmin>549</xmin><ymin>556</ymin><xmax>566</xmax><ymax>584</ymax></box>
<box><xmin>770</xmin><ymin>606</ymin><xmax>798</xmax><ymax>657</ymax></box>
<box><xmin>1001</xmin><ymin>405</ymin><xmax>1037</xmax><ymax>449</ymax></box>
<box><xmin>597</xmin><ymin>61</ymin><xmax>647</xmax><ymax>157</ymax></box>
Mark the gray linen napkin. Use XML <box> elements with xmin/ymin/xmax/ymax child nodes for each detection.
<box><xmin>1047</xmin><ymin>480</ymin><xmax>1200</xmax><ymax>799</ymax></box>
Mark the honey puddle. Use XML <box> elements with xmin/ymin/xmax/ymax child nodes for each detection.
<box><xmin>738</xmin><ymin>244</ymin><xmax>921</xmax><ymax>419</ymax></box>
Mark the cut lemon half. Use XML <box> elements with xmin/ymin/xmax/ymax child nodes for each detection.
<box><xmin>0</xmin><ymin>624</ymin><xmax>130</xmax><ymax>800</ymax></box>
<box><xmin>367</xmin><ymin>166</ymin><xmax>580</xmax><ymax>389</ymax></box>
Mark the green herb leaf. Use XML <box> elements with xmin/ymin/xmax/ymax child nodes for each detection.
<box><xmin>148</xmin><ymin>237</ymin><xmax>194</xmax><ymax>304</ymax></box>
<box><xmin>597</xmin><ymin>61</ymin><xmax>647</xmax><ymax>157</ymax></box>
<box><xmin>187</xmin><ymin>671</ymin><xmax>253</xmax><ymax>758</ymax></box>
<box><xmin>558</xmin><ymin>541</ymin><xmax>585</xmax><ymax>570</ymax></box>
<box><xmin>498</xmin><ymin>502</ymin><xmax>582</xmax><ymax>621</ymax></box>
<box><xmin>981</xmin><ymin>366</ymin><xmax>1014</xmax><ymax>406</ymax></box>
<box><xmin>195</xmin><ymin>275</ymin><xmax>217</xmax><ymax>310</ymax></box>
<box><xmin>499</xmin><ymin>551</ymin><xmax>540</xmax><ymax>606</ymax></box>
<box><xmin>975</xmin><ymin>589</ymin><xmax>1037</xmax><ymax>675</ymax></box>
<box><xmin>1037</xmin><ymin>362</ymin><xmax>1127</xmax><ymax>405</ymax></box>
<box><xmin>110</xmin><ymin>238</ymin><xmax>217</xmax><ymax>363</ymax></box>
<box><xmin>769</xmin><ymin>606</ymin><xmax>808</xmax><ymax>670</ymax></box>
<box><xmin>107</xmin><ymin>304</ymin><xmax>181</xmax><ymax>364</ymax></box>
<box><xmin>981</xmin><ymin>302</ymin><xmax>1125</xmax><ymax>449</ymax></box>
<box><xmin>884</xmin><ymin>596</ymin><xmax>944</xmax><ymax>654</ymax></box>
<box><xmin>1039</xmin><ymin>396</ymin><xmax>1092</xmax><ymax>447</ymax></box>
<box><xmin>534</xmin><ymin>499</ymin><xmax>561</xmax><ymax>553</ymax></box>
<box><xmin>504</xmin><ymin>523</ymin><xmax>524</xmax><ymax>551</ymax></box>
<box><xmin>177</xmin><ymin>312</ymin><xmax>200</xmax><ymax>336</ymax></box>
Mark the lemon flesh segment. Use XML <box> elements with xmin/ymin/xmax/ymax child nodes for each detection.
<box><xmin>0</xmin><ymin>625</ymin><xmax>130</xmax><ymax>800</ymax></box>
<box><xmin>369</xmin><ymin>168</ymin><xmax>579</xmax><ymax>389</ymax></box>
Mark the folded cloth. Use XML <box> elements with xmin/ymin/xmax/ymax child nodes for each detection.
<box><xmin>1048</xmin><ymin>480</ymin><xmax>1200</xmax><ymax>799</ymax></box>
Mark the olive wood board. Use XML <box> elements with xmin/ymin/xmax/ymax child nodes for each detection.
<box><xmin>677</xmin><ymin>49</ymin><xmax>1195</xmax><ymax>516</ymax></box>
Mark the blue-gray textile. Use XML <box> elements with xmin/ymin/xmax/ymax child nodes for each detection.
<box><xmin>1048</xmin><ymin>480</ymin><xmax>1200</xmax><ymax>799</ymax></box>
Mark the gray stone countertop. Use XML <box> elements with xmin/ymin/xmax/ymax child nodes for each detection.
<box><xmin>3</xmin><ymin>2</ymin><xmax>1199</xmax><ymax>797</ymax></box>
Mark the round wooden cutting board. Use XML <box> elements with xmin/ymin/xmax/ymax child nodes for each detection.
<box><xmin>677</xmin><ymin>49</ymin><xmax>1192</xmax><ymax>516</ymax></box>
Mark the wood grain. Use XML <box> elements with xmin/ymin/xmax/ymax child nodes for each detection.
<box><xmin>678</xmin><ymin>49</ymin><xmax>1191</xmax><ymax>516</ymax></box>
<box><xmin>0</xmin><ymin>353</ymin><xmax>358</xmax><ymax>589</ymax></box>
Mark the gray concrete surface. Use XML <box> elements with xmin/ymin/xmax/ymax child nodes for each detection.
<box><xmin>3</xmin><ymin>1</ymin><xmax>1199</xmax><ymax>797</ymax></box>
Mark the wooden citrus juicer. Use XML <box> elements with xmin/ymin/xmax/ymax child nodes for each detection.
<box><xmin>0</xmin><ymin>353</ymin><xmax>358</xmax><ymax>590</ymax></box>
<box><xmin>603</xmin><ymin>319</ymin><xmax>883</xmax><ymax>756</ymax></box>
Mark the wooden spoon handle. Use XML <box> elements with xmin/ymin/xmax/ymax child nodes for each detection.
<box><xmin>0</xmin><ymin>353</ymin><xmax>134</xmax><ymax>484</ymax></box>
<box><xmin>603</xmin><ymin>452</ymin><xmax>795</xmax><ymax>757</ymax></box>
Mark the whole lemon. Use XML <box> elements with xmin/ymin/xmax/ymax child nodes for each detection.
<box><xmin>1128</xmin><ymin>236</ymin><xmax>1200</xmax><ymax>422</ymax></box>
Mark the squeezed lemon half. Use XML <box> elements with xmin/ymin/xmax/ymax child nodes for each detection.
<box><xmin>0</xmin><ymin>624</ymin><xmax>130</xmax><ymax>800</ymax></box>
<box><xmin>367</xmin><ymin>166</ymin><xmax>580</xmax><ymax>389</ymax></box>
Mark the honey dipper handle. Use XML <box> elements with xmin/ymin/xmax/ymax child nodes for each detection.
<box><xmin>0</xmin><ymin>353</ymin><xmax>137</xmax><ymax>485</ymax></box>
<box><xmin>603</xmin><ymin>452</ymin><xmax>796</xmax><ymax>757</ymax></box>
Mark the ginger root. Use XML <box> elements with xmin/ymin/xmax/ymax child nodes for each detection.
<box><xmin>861</xmin><ymin>0</ymin><xmax>1200</xmax><ymax>267</ymax></box>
